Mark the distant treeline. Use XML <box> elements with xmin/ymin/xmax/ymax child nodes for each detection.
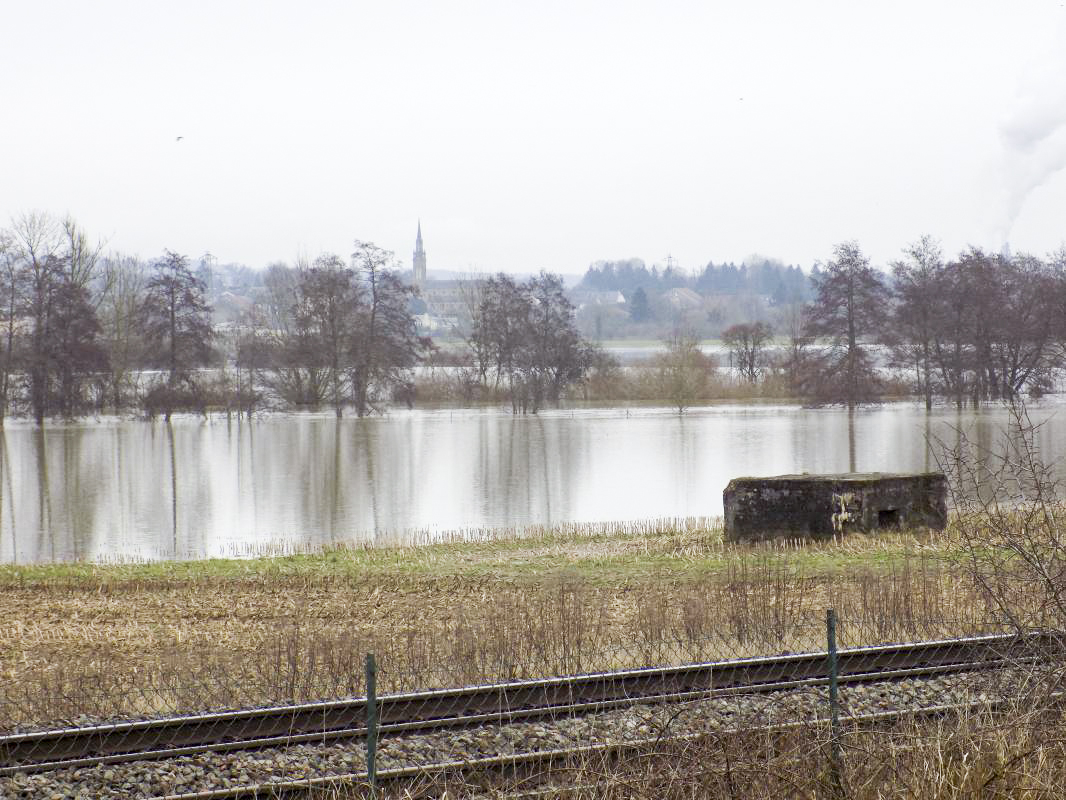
<box><xmin>579</xmin><ymin>257</ymin><xmax>814</xmax><ymax>304</ymax></box>
<box><xmin>0</xmin><ymin>212</ymin><xmax>602</xmax><ymax>422</ymax></box>
<box><xmin>730</xmin><ymin>238</ymin><xmax>1066</xmax><ymax>409</ymax></box>
<box><xmin>0</xmin><ymin>212</ymin><xmax>441</xmax><ymax>423</ymax></box>
<box><xmin>4</xmin><ymin>211</ymin><xmax>1065</xmax><ymax>422</ymax></box>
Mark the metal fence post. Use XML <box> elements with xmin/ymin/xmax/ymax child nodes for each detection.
<box><xmin>826</xmin><ymin>608</ymin><xmax>845</xmax><ymax>796</ymax></box>
<box><xmin>366</xmin><ymin>652</ymin><xmax>378</xmax><ymax>797</ymax></box>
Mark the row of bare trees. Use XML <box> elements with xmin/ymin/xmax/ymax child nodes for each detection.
<box><xmin>13</xmin><ymin>212</ymin><xmax>1060</xmax><ymax>419</ymax></box>
<box><xmin>467</xmin><ymin>273</ymin><xmax>603</xmax><ymax>413</ymax></box>
<box><xmin>887</xmin><ymin>239</ymin><xmax>1066</xmax><ymax>408</ymax></box>
<box><xmin>755</xmin><ymin>238</ymin><xmax>1066</xmax><ymax>408</ymax></box>
<box><xmin>245</xmin><ymin>242</ymin><xmax>432</xmax><ymax>417</ymax></box>
<box><xmin>0</xmin><ymin>214</ymin><xmax>439</xmax><ymax>423</ymax></box>
<box><xmin>0</xmin><ymin>213</ymin><xmax>216</xmax><ymax>424</ymax></box>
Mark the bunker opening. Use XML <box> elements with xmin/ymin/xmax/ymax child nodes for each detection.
<box><xmin>877</xmin><ymin>508</ymin><xmax>901</xmax><ymax>529</ymax></box>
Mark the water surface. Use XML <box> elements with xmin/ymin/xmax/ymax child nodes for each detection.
<box><xmin>1</xmin><ymin>401</ymin><xmax>1062</xmax><ymax>563</ymax></box>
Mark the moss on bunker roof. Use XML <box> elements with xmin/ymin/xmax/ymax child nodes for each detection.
<box><xmin>727</xmin><ymin>472</ymin><xmax>945</xmax><ymax>484</ymax></box>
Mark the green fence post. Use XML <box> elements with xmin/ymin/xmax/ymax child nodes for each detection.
<box><xmin>366</xmin><ymin>652</ymin><xmax>378</xmax><ymax>798</ymax></box>
<box><xmin>826</xmin><ymin>608</ymin><xmax>845</xmax><ymax>797</ymax></box>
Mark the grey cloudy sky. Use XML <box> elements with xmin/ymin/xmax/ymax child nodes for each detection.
<box><xmin>3</xmin><ymin>1</ymin><xmax>1065</xmax><ymax>274</ymax></box>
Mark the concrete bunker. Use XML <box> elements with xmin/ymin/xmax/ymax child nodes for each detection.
<box><xmin>723</xmin><ymin>472</ymin><xmax>948</xmax><ymax>542</ymax></box>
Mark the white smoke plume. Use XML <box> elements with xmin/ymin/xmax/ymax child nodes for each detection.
<box><xmin>998</xmin><ymin>21</ymin><xmax>1066</xmax><ymax>249</ymax></box>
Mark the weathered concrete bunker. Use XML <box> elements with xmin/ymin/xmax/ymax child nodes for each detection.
<box><xmin>723</xmin><ymin>472</ymin><xmax>948</xmax><ymax>542</ymax></box>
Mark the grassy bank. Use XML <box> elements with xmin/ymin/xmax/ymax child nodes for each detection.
<box><xmin>0</xmin><ymin>517</ymin><xmax>957</xmax><ymax>586</ymax></box>
<box><xmin>0</xmin><ymin>519</ymin><xmax>998</xmax><ymax>731</ymax></box>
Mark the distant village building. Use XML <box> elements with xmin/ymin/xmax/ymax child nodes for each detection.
<box><xmin>413</xmin><ymin>220</ymin><xmax>427</xmax><ymax>284</ymax></box>
<box><xmin>410</xmin><ymin>223</ymin><xmax>484</xmax><ymax>321</ymax></box>
<box><xmin>568</xmin><ymin>289</ymin><xmax>626</xmax><ymax>310</ymax></box>
<box><xmin>661</xmin><ymin>287</ymin><xmax>703</xmax><ymax>312</ymax></box>
<box><xmin>210</xmin><ymin>290</ymin><xmax>256</xmax><ymax>326</ymax></box>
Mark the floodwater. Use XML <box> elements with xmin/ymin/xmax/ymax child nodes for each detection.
<box><xmin>1</xmin><ymin>400</ymin><xmax>1063</xmax><ymax>563</ymax></box>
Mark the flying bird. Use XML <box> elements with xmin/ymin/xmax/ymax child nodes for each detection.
<box><xmin>176</xmin><ymin>136</ymin><xmax>183</xmax><ymax>142</ymax></box>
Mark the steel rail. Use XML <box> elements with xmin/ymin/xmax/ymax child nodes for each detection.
<box><xmin>0</xmin><ymin>656</ymin><xmax>1032</xmax><ymax>778</ymax></box>
<box><xmin>0</xmin><ymin>631</ymin><xmax>1056</xmax><ymax>775</ymax></box>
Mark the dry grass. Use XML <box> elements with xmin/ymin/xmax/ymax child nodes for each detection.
<box><xmin>5</xmin><ymin>513</ymin><xmax>1064</xmax><ymax>799</ymax></box>
<box><xmin>0</xmin><ymin>518</ymin><xmax>1002</xmax><ymax>730</ymax></box>
<box><xmin>296</xmin><ymin>704</ymin><xmax>1066</xmax><ymax>799</ymax></box>
<box><xmin>495</xmin><ymin>706</ymin><xmax>1066</xmax><ymax>799</ymax></box>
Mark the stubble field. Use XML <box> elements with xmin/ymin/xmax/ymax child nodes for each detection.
<box><xmin>1</xmin><ymin>518</ymin><xmax>992</xmax><ymax>729</ymax></box>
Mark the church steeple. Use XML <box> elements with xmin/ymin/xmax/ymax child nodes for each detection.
<box><xmin>413</xmin><ymin>220</ymin><xmax>427</xmax><ymax>284</ymax></box>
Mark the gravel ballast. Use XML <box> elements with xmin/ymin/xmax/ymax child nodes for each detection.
<box><xmin>0</xmin><ymin>667</ymin><xmax>1040</xmax><ymax>799</ymax></box>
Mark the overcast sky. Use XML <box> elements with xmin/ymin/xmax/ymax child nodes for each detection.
<box><xmin>3</xmin><ymin>1</ymin><xmax>1065</xmax><ymax>275</ymax></box>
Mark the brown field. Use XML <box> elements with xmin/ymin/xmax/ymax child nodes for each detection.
<box><xmin>6</xmin><ymin>511</ymin><xmax>1066</xmax><ymax>798</ymax></box>
<box><xmin>0</xmin><ymin>519</ymin><xmax>1000</xmax><ymax>729</ymax></box>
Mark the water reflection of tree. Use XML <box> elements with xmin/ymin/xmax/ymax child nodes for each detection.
<box><xmin>30</xmin><ymin>429</ymin><xmax>55</xmax><ymax>562</ymax></box>
<box><xmin>504</xmin><ymin>415</ymin><xmax>519</xmax><ymax>522</ymax></box>
<box><xmin>166</xmin><ymin>420</ymin><xmax>178</xmax><ymax>558</ymax></box>
<box><xmin>924</xmin><ymin>410</ymin><xmax>932</xmax><ymax>473</ymax></box>
<box><xmin>678</xmin><ymin>413</ymin><xmax>695</xmax><ymax>507</ymax></box>
<box><xmin>234</xmin><ymin>415</ymin><xmax>259</xmax><ymax>542</ymax></box>
<box><xmin>937</xmin><ymin>404</ymin><xmax>1020</xmax><ymax>505</ymax></box>
<box><xmin>535</xmin><ymin>416</ymin><xmax>552</xmax><ymax>524</ymax></box>
<box><xmin>360</xmin><ymin>421</ymin><xmax>379</xmax><ymax>542</ymax></box>
<box><xmin>0</xmin><ymin>428</ymin><xmax>12</xmax><ymax>562</ymax></box>
<box><xmin>848</xmin><ymin>407</ymin><xmax>857</xmax><ymax>473</ymax></box>
<box><xmin>60</xmin><ymin>427</ymin><xmax>91</xmax><ymax>561</ymax></box>
<box><xmin>331</xmin><ymin>418</ymin><xmax>342</xmax><ymax>543</ymax></box>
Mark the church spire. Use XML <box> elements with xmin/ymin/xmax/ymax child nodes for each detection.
<box><xmin>413</xmin><ymin>220</ymin><xmax>427</xmax><ymax>284</ymax></box>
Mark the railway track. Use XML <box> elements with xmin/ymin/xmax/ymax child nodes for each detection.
<box><xmin>150</xmin><ymin>697</ymin><xmax>1056</xmax><ymax>800</ymax></box>
<box><xmin>1</xmin><ymin>630</ymin><xmax>1056</xmax><ymax>782</ymax></box>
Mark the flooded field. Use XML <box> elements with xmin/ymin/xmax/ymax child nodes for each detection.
<box><xmin>1</xmin><ymin>399</ymin><xmax>1062</xmax><ymax>563</ymax></box>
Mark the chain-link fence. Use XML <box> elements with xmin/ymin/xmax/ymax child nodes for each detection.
<box><xmin>0</xmin><ymin>550</ymin><xmax>1007</xmax><ymax>732</ymax></box>
<box><xmin>2</xmin><ymin>608</ymin><xmax>1063</xmax><ymax>799</ymax></box>
<box><xmin>0</xmin><ymin>613</ymin><xmax>1016</xmax><ymax>731</ymax></box>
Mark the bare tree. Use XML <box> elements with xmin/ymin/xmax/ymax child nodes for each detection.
<box><xmin>779</xmin><ymin>301</ymin><xmax>811</xmax><ymax>397</ymax></box>
<box><xmin>469</xmin><ymin>274</ymin><xmax>529</xmax><ymax>395</ymax></box>
<box><xmin>291</xmin><ymin>253</ymin><xmax>360</xmax><ymax>417</ymax></box>
<box><xmin>140</xmin><ymin>251</ymin><xmax>214</xmax><ymax>420</ymax></box>
<box><xmin>10</xmin><ymin>213</ymin><xmax>63</xmax><ymax>424</ymax></box>
<box><xmin>523</xmin><ymin>273</ymin><xmax>592</xmax><ymax>409</ymax></box>
<box><xmin>961</xmin><ymin>248</ymin><xmax>1005</xmax><ymax>403</ymax></box>
<box><xmin>256</xmin><ymin>261</ymin><xmax>332</xmax><ymax>409</ymax></box>
<box><xmin>46</xmin><ymin>277</ymin><xmax>109</xmax><ymax>418</ymax></box>
<box><xmin>231</xmin><ymin>309</ymin><xmax>271</xmax><ymax>416</ymax></box>
<box><xmin>722</xmin><ymin>322</ymin><xmax>773</xmax><ymax>383</ymax></box>
<box><xmin>923</xmin><ymin>248</ymin><xmax>1058</xmax><ymax>406</ymax></box>
<box><xmin>254</xmin><ymin>246</ymin><xmax>430</xmax><ymax>415</ymax></box>
<box><xmin>888</xmin><ymin>235</ymin><xmax>942</xmax><ymax>409</ymax></box>
<box><xmin>986</xmin><ymin>252</ymin><xmax>1057</xmax><ymax>399</ymax></box>
<box><xmin>60</xmin><ymin>215</ymin><xmax>104</xmax><ymax>292</ymax></box>
<box><xmin>469</xmin><ymin>272</ymin><xmax>596</xmax><ymax>413</ymax></box>
<box><xmin>97</xmin><ymin>253</ymin><xmax>146</xmax><ymax>411</ymax></box>
<box><xmin>655</xmin><ymin>330</ymin><xmax>713</xmax><ymax>414</ymax></box>
<box><xmin>3</xmin><ymin>213</ymin><xmax>113</xmax><ymax>422</ymax></box>
<box><xmin>803</xmin><ymin>241</ymin><xmax>886</xmax><ymax>407</ymax></box>
<box><xmin>0</xmin><ymin>231</ymin><xmax>18</xmax><ymax>425</ymax></box>
<box><xmin>349</xmin><ymin>241</ymin><xmax>432</xmax><ymax>416</ymax></box>
<box><xmin>928</xmin><ymin>254</ymin><xmax>973</xmax><ymax>409</ymax></box>
<box><xmin>259</xmin><ymin>262</ymin><xmax>299</xmax><ymax>333</ymax></box>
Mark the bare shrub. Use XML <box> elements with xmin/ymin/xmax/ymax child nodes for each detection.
<box><xmin>936</xmin><ymin>400</ymin><xmax>1066</xmax><ymax>634</ymax></box>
